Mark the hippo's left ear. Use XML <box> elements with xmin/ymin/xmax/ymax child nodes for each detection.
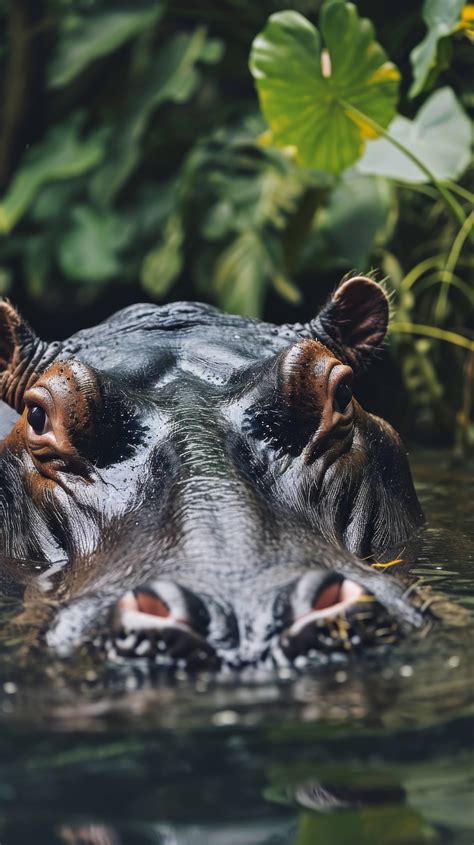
<box><xmin>0</xmin><ymin>301</ymin><xmax>60</xmax><ymax>411</ymax></box>
<box><xmin>307</xmin><ymin>276</ymin><xmax>389</xmax><ymax>370</ymax></box>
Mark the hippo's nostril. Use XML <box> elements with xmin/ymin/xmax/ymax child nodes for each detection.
<box><xmin>110</xmin><ymin>581</ymin><xmax>217</xmax><ymax>669</ymax></box>
<box><xmin>135</xmin><ymin>591</ymin><xmax>170</xmax><ymax>618</ymax></box>
<box><xmin>312</xmin><ymin>578</ymin><xmax>364</xmax><ymax>614</ymax></box>
<box><xmin>117</xmin><ymin>589</ymin><xmax>171</xmax><ymax>619</ymax></box>
<box><xmin>332</xmin><ymin>380</ymin><xmax>352</xmax><ymax>414</ymax></box>
<box><xmin>280</xmin><ymin>572</ymin><xmax>397</xmax><ymax>662</ymax></box>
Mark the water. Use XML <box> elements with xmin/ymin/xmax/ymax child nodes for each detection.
<box><xmin>0</xmin><ymin>451</ymin><xmax>472</xmax><ymax>845</ymax></box>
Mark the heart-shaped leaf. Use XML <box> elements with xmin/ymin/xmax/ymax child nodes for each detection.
<box><xmin>357</xmin><ymin>88</ymin><xmax>472</xmax><ymax>183</ymax></box>
<box><xmin>249</xmin><ymin>3</ymin><xmax>400</xmax><ymax>174</ymax></box>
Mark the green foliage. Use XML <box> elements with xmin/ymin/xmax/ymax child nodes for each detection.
<box><xmin>141</xmin><ymin>213</ymin><xmax>184</xmax><ymax>298</ymax></box>
<box><xmin>409</xmin><ymin>0</ymin><xmax>465</xmax><ymax>98</ymax></box>
<box><xmin>0</xmin><ymin>0</ymin><xmax>472</xmax><ymax>444</ymax></box>
<box><xmin>57</xmin><ymin>205</ymin><xmax>133</xmax><ymax>283</ymax></box>
<box><xmin>91</xmin><ymin>28</ymin><xmax>224</xmax><ymax>206</ymax></box>
<box><xmin>249</xmin><ymin>4</ymin><xmax>400</xmax><ymax>173</ymax></box>
<box><xmin>0</xmin><ymin>116</ymin><xmax>107</xmax><ymax>233</ymax></box>
<box><xmin>301</xmin><ymin>172</ymin><xmax>395</xmax><ymax>271</ymax></box>
<box><xmin>140</xmin><ymin>126</ymin><xmax>323</xmax><ymax>315</ymax></box>
<box><xmin>357</xmin><ymin>87</ymin><xmax>472</xmax><ymax>183</ymax></box>
<box><xmin>48</xmin><ymin>5</ymin><xmax>166</xmax><ymax>89</ymax></box>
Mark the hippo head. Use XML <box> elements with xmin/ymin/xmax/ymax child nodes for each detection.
<box><xmin>0</xmin><ymin>277</ymin><xmax>425</xmax><ymax>669</ymax></box>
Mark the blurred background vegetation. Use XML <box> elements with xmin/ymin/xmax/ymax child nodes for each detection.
<box><xmin>0</xmin><ymin>0</ymin><xmax>472</xmax><ymax>447</ymax></box>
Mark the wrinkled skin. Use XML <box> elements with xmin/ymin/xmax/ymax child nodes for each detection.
<box><xmin>0</xmin><ymin>277</ymin><xmax>426</xmax><ymax>669</ymax></box>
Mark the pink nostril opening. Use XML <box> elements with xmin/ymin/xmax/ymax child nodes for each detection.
<box><xmin>310</xmin><ymin>578</ymin><xmax>364</xmax><ymax>616</ymax></box>
<box><xmin>135</xmin><ymin>592</ymin><xmax>170</xmax><ymax>618</ymax></box>
<box><xmin>313</xmin><ymin>581</ymin><xmax>343</xmax><ymax>611</ymax></box>
<box><xmin>116</xmin><ymin>590</ymin><xmax>171</xmax><ymax>618</ymax></box>
<box><xmin>287</xmin><ymin>578</ymin><xmax>366</xmax><ymax>637</ymax></box>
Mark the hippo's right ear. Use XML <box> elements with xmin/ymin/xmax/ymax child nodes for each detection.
<box><xmin>0</xmin><ymin>302</ymin><xmax>59</xmax><ymax>412</ymax></box>
<box><xmin>306</xmin><ymin>276</ymin><xmax>389</xmax><ymax>371</ymax></box>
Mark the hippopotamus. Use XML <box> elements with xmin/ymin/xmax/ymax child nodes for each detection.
<box><xmin>0</xmin><ymin>276</ymin><xmax>428</xmax><ymax>669</ymax></box>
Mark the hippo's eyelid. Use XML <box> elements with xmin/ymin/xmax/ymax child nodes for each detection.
<box><xmin>24</xmin><ymin>385</ymin><xmax>55</xmax><ymax>415</ymax></box>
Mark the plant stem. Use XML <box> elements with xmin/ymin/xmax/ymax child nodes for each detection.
<box><xmin>389</xmin><ymin>321</ymin><xmax>474</xmax><ymax>352</ymax></box>
<box><xmin>434</xmin><ymin>211</ymin><xmax>474</xmax><ymax>322</ymax></box>
<box><xmin>445</xmin><ymin>180</ymin><xmax>474</xmax><ymax>205</ymax></box>
<box><xmin>342</xmin><ymin>101</ymin><xmax>473</xmax><ymax>244</ymax></box>
<box><xmin>417</xmin><ymin>271</ymin><xmax>474</xmax><ymax>305</ymax></box>
<box><xmin>401</xmin><ymin>255</ymin><xmax>444</xmax><ymax>290</ymax></box>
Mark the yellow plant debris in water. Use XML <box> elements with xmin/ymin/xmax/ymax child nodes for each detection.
<box><xmin>371</xmin><ymin>558</ymin><xmax>403</xmax><ymax>569</ymax></box>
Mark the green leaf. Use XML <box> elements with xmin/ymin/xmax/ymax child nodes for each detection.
<box><xmin>91</xmin><ymin>28</ymin><xmax>223</xmax><ymax>204</ymax></box>
<box><xmin>357</xmin><ymin>88</ymin><xmax>472</xmax><ymax>183</ymax></box>
<box><xmin>249</xmin><ymin>4</ymin><xmax>400</xmax><ymax>174</ymax></box>
<box><xmin>0</xmin><ymin>116</ymin><xmax>107</xmax><ymax>234</ymax></box>
<box><xmin>409</xmin><ymin>0</ymin><xmax>465</xmax><ymax>98</ymax></box>
<box><xmin>141</xmin><ymin>214</ymin><xmax>184</xmax><ymax>298</ymax></box>
<box><xmin>48</xmin><ymin>5</ymin><xmax>165</xmax><ymax>89</ymax></box>
<box><xmin>271</xmin><ymin>269</ymin><xmax>303</xmax><ymax>304</ymax></box>
<box><xmin>213</xmin><ymin>231</ymin><xmax>269</xmax><ymax>316</ymax></box>
<box><xmin>57</xmin><ymin>206</ymin><xmax>132</xmax><ymax>283</ymax></box>
<box><xmin>303</xmin><ymin>172</ymin><xmax>394</xmax><ymax>271</ymax></box>
<box><xmin>201</xmin><ymin>153</ymin><xmax>309</xmax><ymax>238</ymax></box>
<box><xmin>23</xmin><ymin>236</ymin><xmax>52</xmax><ymax>300</ymax></box>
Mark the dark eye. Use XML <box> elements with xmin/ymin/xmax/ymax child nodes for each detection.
<box><xmin>27</xmin><ymin>404</ymin><xmax>47</xmax><ymax>435</ymax></box>
<box><xmin>333</xmin><ymin>382</ymin><xmax>352</xmax><ymax>413</ymax></box>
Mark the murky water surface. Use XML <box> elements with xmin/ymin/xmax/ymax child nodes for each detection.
<box><xmin>0</xmin><ymin>451</ymin><xmax>472</xmax><ymax>844</ymax></box>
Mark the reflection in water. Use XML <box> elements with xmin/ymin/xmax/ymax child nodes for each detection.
<box><xmin>58</xmin><ymin>826</ymin><xmax>122</xmax><ymax>845</ymax></box>
<box><xmin>0</xmin><ymin>452</ymin><xmax>472</xmax><ymax>845</ymax></box>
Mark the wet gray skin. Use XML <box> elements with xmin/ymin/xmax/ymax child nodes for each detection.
<box><xmin>0</xmin><ymin>277</ymin><xmax>428</xmax><ymax>670</ymax></box>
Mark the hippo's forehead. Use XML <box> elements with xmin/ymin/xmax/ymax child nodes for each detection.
<box><xmin>61</xmin><ymin>302</ymin><xmax>305</xmax><ymax>386</ymax></box>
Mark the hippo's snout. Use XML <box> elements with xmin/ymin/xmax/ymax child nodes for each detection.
<box><xmin>108</xmin><ymin>571</ymin><xmax>403</xmax><ymax>670</ymax></box>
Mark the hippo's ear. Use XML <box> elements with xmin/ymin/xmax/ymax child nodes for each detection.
<box><xmin>307</xmin><ymin>277</ymin><xmax>389</xmax><ymax>370</ymax></box>
<box><xmin>0</xmin><ymin>301</ymin><xmax>56</xmax><ymax>412</ymax></box>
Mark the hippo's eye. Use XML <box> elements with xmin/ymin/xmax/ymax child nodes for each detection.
<box><xmin>333</xmin><ymin>381</ymin><xmax>353</xmax><ymax>414</ymax></box>
<box><xmin>27</xmin><ymin>404</ymin><xmax>48</xmax><ymax>435</ymax></box>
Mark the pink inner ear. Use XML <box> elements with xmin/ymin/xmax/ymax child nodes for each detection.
<box><xmin>334</xmin><ymin>276</ymin><xmax>389</xmax><ymax>349</ymax></box>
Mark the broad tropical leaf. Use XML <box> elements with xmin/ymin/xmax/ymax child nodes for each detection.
<box><xmin>57</xmin><ymin>206</ymin><xmax>132</xmax><ymax>283</ymax></box>
<box><xmin>0</xmin><ymin>117</ymin><xmax>107</xmax><ymax>234</ymax></box>
<box><xmin>91</xmin><ymin>29</ymin><xmax>224</xmax><ymax>204</ymax></box>
<box><xmin>301</xmin><ymin>172</ymin><xmax>394</xmax><ymax>271</ymax></box>
<box><xmin>141</xmin><ymin>215</ymin><xmax>184</xmax><ymax>298</ymax></box>
<box><xmin>249</xmin><ymin>3</ymin><xmax>400</xmax><ymax>174</ymax></box>
<box><xmin>48</xmin><ymin>5</ymin><xmax>165</xmax><ymax>88</ymax></box>
<box><xmin>357</xmin><ymin>88</ymin><xmax>472</xmax><ymax>183</ymax></box>
<box><xmin>409</xmin><ymin>0</ymin><xmax>465</xmax><ymax>98</ymax></box>
<box><xmin>213</xmin><ymin>231</ymin><xmax>269</xmax><ymax>316</ymax></box>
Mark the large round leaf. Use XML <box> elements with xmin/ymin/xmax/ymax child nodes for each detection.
<box><xmin>249</xmin><ymin>3</ymin><xmax>400</xmax><ymax>174</ymax></box>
